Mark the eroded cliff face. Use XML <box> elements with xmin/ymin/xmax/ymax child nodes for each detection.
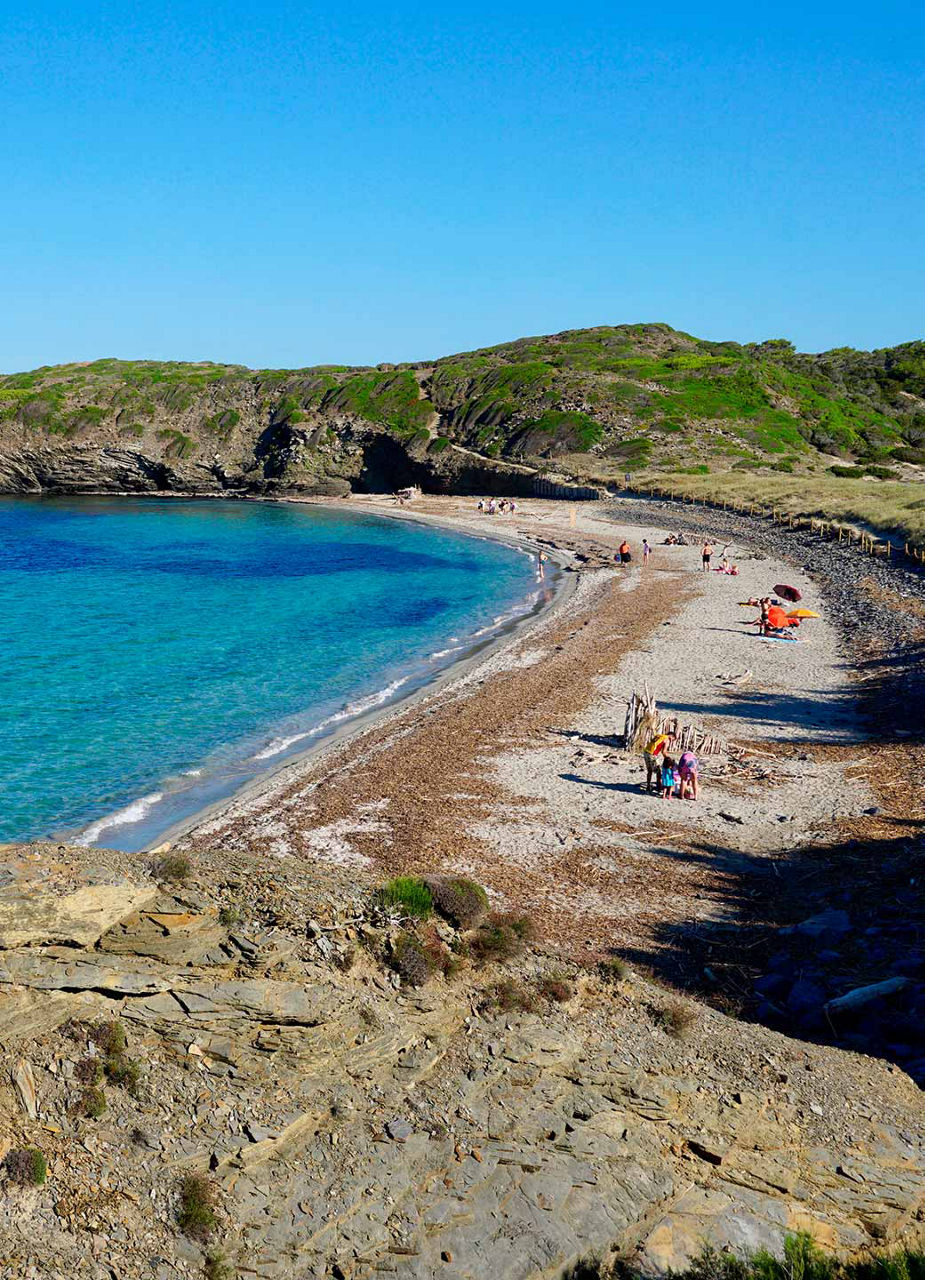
<box><xmin>0</xmin><ymin>422</ymin><xmax>539</xmax><ymax>499</ymax></box>
<box><xmin>0</xmin><ymin>362</ymin><xmax>549</xmax><ymax>499</ymax></box>
<box><xmin>1</xmin><ymin>845</ymin><xmax>923</xmax><ymax>1280</ymax></box>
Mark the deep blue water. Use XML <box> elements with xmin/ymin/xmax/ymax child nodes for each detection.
<box><xmin>0</xmin><ymin>497</ymin><xmax>546</xmax><ymax>849</ymax></box>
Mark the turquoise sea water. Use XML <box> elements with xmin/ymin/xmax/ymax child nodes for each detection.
<box><xmin>0</xmin><ymin>497</ymin><xmax>547</xmax><ymax>850</ymax></box>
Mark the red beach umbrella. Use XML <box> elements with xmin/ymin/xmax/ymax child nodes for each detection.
<box><xmin>774</xmin><ymin>584</ymin><xmax>802</xmax><ymax>603</ymax></box>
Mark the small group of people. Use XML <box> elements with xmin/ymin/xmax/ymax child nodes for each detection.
<box><xmin>745</xmin><ymin>596</ymin><xmax>801</xmax><ymax>637</ymax></box>
<box><xmin>476</xmin><ymin>498</ymin><xmax>517</xmax><ymax>515</ymax></box>
<box><xmin>662</xmin><ymin>532</ymin><xmax>689</xmax><ymax>546</ymax></box>
<box><xmin>616</xmin><ymin>537</ymin><xmax>652</xmax><ymax>566</ymax></box>
<box><xmin>699</xmin><ymin>540</ymin><xmax>739</xmax><ymax>575</ymax></box>
<box><xmin>642</xmin><ymin>732</ymin><xmax>699</xmax><ymax>800</ymax></box>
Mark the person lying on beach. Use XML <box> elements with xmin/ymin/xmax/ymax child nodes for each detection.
<box><xmin>642</xmin><ymin>732</ymin><xmax>671</xmax><ymax>792</ymax></box>
<box><xmin>660</xmin><ymin>757</ymin><xmax>678</xmax><ymax>799</ymax></box>
<box><xmin>678</xmin><ymin>750</ymin><xmax>699</xmax><ymax>800</ymax></box>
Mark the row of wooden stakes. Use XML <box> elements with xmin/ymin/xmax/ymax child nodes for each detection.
<box><xmin>629</xmin><ymin>484</ymin><xmax>923</xmax><ymax>563</ymax></box>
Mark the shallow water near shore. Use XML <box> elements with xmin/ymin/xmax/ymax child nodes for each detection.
<box><xmin>0</xmin><ymin>496</ymin><xmax>547</xmax><ymax>850</ymax></box>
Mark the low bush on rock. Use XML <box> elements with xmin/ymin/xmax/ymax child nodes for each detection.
<box><xmin>390</xmin><ymin>933</ymin><xmax>432</xmax><ymax>986</ymax></box>
<box><xmin>538</xmin><ymin>976</ymin><xmax>573</xmax><ymax>1003</ymax></box>
<box><xmin>428</xmin><ymin>877</ymin><xmax>489</xmax><ymax>929</ymax></box>
<box><xmin>471</xmin><ymin>912</ymin><xmax>535</xmax><ymax>963</ymax></box>
<box><xmin>204</xmin><ymin>1251</ymin><xmax>235</xmax><ymax>1280</ymax></box>
<box><xmin>92</xmin><ymin>1019</ymin><xmax>127</xmax><ymax>1055</ymax></box>
<box><xmin>377</xmin><ymin>876</ymin><xmax>434</xmax><ymax>919</ymax></box>
<box><xmin>484</xmin><ymin>978</ymin><xmax>539</xmax><ymax>1014</ymax></box>
<box><xmin>178</xmin><ymin>1173</ymin><xmax>218</xmax><ymax>1240</ymax></box>
<box><xmin>4</xmin><ymin>1147</ymin><xmax>47</xmax><ymax>1187</ymax></box>
<box><xmin>155</xmin><ymin>852</ymin><xmax>192</xmax><ymax>885</ymax></box>
<box><xmin>75</xmin><ymin>1055</ymin><xmax>103</xmax><ymax>1085</ymax></box>
<box><xmin>105</xmin><ymin>1052</ymin><xmax>141</xmax><ymax>1095</ymax></box>
<box><xmin>78</xmin><ymin>1086</ymin><xmax>108</xmax><ymax>1119</ymax></box>
<box><xmin>421</xmin><ymin>932</ymin><xmax>460</xmax><ymax>979</ymax></box>
<box><xmin>656</xmin><ymin>1000</ymin><xmax>699</xmax><ymax>1039</ymax></box>
<box><xmin>565</xmin><ymin>1235</ymin><xmax>925</xmax><ymax>1280</ymax></box>
<box><xmin>598</xmin><ymin>957</ymin><xmax>628</xmax><ymax>983</ymax></box>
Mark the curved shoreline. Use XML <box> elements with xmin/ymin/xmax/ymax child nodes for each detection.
<box><xmin>128</xmin><ymin>498</ymin><xmax>580</xmax><ymax>852</ymax></box>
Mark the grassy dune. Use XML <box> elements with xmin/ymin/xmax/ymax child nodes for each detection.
<box><xmin>638</xmin><ymin>470</ymin><xmax>925</xmax><ymax>545</ymax></box>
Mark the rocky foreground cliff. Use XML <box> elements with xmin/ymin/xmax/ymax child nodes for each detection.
<box><xmin>1</xmin><ymin>325</ymin><xmax>924</xmax><ymax>498</ymax></box>
<box><xmin>1</xmin><ymin>843</ymin><xmax>922</xmax><ymax>1280</ymax></box>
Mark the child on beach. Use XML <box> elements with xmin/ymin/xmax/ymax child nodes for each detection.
<box><xmin>642</xmin><ymin>538</ymin><xmax>651</xmax><ymax>566</ymax></box>
<box><xmin>678</xmin><ymin>750</ymin><xmax>699</xmax><ymax>800</ymax></box>
<box><xmin>660</xmin><ymin>756</ymin><xmax>677</xmax><ymax>799</ymax></box>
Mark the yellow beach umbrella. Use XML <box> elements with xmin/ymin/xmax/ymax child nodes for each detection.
<box><xmin>788</xmin><ymin>609</ymin><xmax>820</xmax><ymax>619</ymax></box>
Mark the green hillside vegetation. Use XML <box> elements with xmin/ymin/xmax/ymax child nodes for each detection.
<box><xmin>1</xmin><ymin>325</ymin><xmax>924</xmax><ymax>516</ymax></box>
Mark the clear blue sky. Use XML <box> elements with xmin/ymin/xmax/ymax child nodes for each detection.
<box><xmin>1</xmin><ymin>0</ymin><xmax>922</xmax><ymax>371</ymax></box>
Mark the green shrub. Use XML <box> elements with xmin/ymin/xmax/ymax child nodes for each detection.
<box><xmin>178</xmin><ymin>1173</ymin><xmax>218</xmax><ymax>1240</ymax></box>
<box><xmin>155</xmin><ymin>428</ymin><xmax>197</xmax><ymax>460</ymax></box>
<box><xmin>105</xmin><ymin>1053</ymin><xmax>141</xmax><ymax>1094</ymax></box>
<box><xmin>92</xmin><ymin>1020</ymin><xmax>127</xmax><ymax>1056</ymax></box>
<box><xmin>204</xmin><ymin>1252</ymin><xmax>235</xmax><ymax>1280</ymax></box>
<box><xmin>428</xmin><ymin>877</ymin><xmax>489</xmax><ymax>928</ymax></box>
<box><xmin>865</xmin><ymin>465</ymin><xmax>899</xmax><ymax>480</ymax></box>
<box><xmin>828</xmin><ymin>464</ymin><xmax>865</xmax><ymax>478</ymax></box>
<box><xmin>377</xmin><ymin>876</ymin><xmax>433</xmax><ymax>918</ymax></box>
<box><xmin>79</xmin><ymin>1086</ymin><xmax>108</xmax><ymax>1118</ymax></box>
<box><xmin>470</xmin><ymin>912</ymin><xmax>535</xmax><ymax>963</ymax></box>
<box><xmin>218</xmin><ymin>905</ymin><xmax>241</xmax><ymax>926</ymax></box>
<box><xmin>154</xmin><ymin>852</ymin><xmax>192</xmax><ymax>884</ymax></box>
<box><xmin>4</xmin><ymin>1148</ymin><xmax>47</xmax><ymax>1186</ymax></box>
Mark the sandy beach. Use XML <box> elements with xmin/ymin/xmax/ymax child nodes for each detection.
<box><xmin>178</xmin><ymin>494</ymin><xmax>885</xmax><ymax>972</ymax></box>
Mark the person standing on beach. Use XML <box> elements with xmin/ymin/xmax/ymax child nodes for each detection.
<box><xmin>642</xmin><ymin>732</ymin><xmax>670</xmax><ymax>792</ymax></box>
<box><xmin>701</xmin><ymin>541</ymin><xmax>713</xmax><ymax>571</ymax></box>
<box><xmin>618</xmin><ymin>539</ymin><xmax>632</xmax><ymax>566</ymax></box>
<box><xmin>642</xmin><ymin>538</ymin><xmax>651</xmax><ymax>566</ymax></box>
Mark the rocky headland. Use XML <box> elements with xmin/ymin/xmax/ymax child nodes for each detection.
<box><xmin>1</xmin><ymin>325</ymin><xmax>924</xmax><ymax>504</ymax></box>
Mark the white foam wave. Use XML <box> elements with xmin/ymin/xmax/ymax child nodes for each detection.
<box><xmin>429</xmin><ymin>645</ymin><xmax>463</xmax><ymax>660</ymax></box>
<box><xmin>252</xmin><ymin>731</ymin><xmax>312</xmax><ymax>761</ymax></box>
<box><xmin>252</xmin><ymin>676</ymin><xmax>412</xmax><ymax>761</ymax></box>
<box><xmin>74</xmin><ymin>791</ymin><xmax>165</xmax><ymax>846</ymax></box>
